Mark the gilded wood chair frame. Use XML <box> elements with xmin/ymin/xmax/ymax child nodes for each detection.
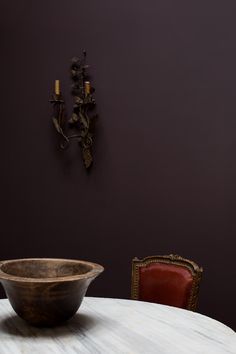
<box><xmin>131</xmin><ymin>254</ymin><xmax>203</xmax><ymax>311</ymax></box>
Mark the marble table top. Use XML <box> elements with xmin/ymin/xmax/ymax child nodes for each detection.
<box><xmin>0</xmin><ymin>297</ymin><xmax>235</xmax><ymax>354</ymax></box>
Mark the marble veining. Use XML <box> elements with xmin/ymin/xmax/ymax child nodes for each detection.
<box><xmin>0</xmin><ymin>297</ymin><xmax>235</xmax><ymax>354</ymax></box>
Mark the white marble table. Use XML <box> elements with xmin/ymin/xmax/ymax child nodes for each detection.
<box><xmin>0</xmin><ymin>297</ymin><xmax>235</xmax><ymax>354</ymax></box>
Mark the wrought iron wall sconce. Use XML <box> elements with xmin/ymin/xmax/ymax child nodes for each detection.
<box><xmin>50</xmin><ymin>51</ymin><xmax>97</xmax><ymax>169</ymax></box>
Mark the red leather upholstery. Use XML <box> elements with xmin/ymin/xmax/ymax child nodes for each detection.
<box><xmin>138</xmin><ymin>262</ymin><xmax>194</xmax><ymax>309</ymax></box>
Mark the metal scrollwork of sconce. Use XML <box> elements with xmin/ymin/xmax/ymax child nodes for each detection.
<box><xmin>50</xmin><ymin>51</ymin><xmax>97</xmax><ymax>169</ymax></box>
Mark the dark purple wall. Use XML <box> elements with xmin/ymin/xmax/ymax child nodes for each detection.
<box><xmin>1</xmin><ymin>0</ymin><xmax>236</xmax><ymax>330</ymax></box>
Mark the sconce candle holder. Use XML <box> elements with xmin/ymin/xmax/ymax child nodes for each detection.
<box><xmin>50</xmin><ymin>51</ymin><xmax>97</xmax><ymax>169</ymax></box>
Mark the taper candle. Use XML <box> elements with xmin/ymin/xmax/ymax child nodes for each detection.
<box><xmin>55</xmin><ymin>80</ymin><xmax>60</xmax><ymax>95</ymax></box>
<box><xmin>84</xmin><ymin>81</ymin><xmax>90</xmax><ymax>95</ymax></box>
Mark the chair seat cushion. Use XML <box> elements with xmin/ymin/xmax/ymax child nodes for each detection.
<box><xmin>138</xmin><ymin>262</ymin><xmax>193</xmax><ymax>309</ymax></box>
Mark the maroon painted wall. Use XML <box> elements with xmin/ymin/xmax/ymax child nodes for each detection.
<box><xmin>1</xmin><ymin>1</ymin><xmax>236</xmax><ymax>330</ymax></box>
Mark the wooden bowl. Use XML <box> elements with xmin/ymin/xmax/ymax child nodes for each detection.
<box><xmin>0</xmin><ymin>258</ymin><xmax>104</xmax><ymax>327</ymax></box>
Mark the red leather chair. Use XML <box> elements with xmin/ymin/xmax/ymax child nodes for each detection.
<box><xmin>131</xmin><ymin>254</ymin><xmax>203</xmax><ymax>311</ymax></box>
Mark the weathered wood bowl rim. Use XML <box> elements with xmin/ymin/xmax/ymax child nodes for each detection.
<box><xmin>0</xmin><ymin>258</ymin><xmax>104</xmax><ymax>283</ymax></box>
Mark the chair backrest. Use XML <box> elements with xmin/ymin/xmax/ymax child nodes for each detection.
<box><xmin>131</xmin><ymin>254</ymin><xmax>203</xmax><ymax>311</ymax></box>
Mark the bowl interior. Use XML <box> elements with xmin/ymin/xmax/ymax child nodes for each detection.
<box><xmin>0</xmin><ymin>259</ymin><xmax>92</xmax><ymax>279</ymax></box>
